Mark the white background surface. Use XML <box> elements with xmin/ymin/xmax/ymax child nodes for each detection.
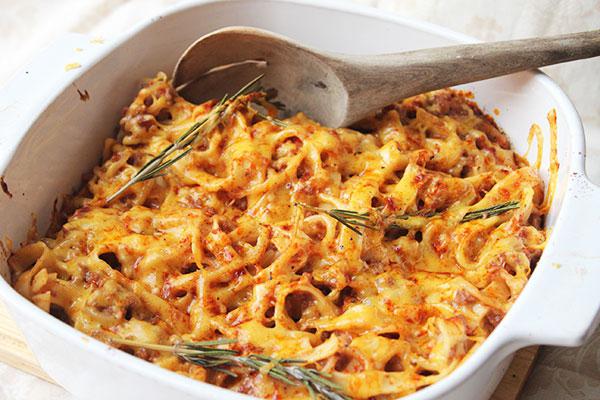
<box><xmin>0</xmin><ymin>1</ymin><xmax>598</xmax><ymax>399</ymax></box>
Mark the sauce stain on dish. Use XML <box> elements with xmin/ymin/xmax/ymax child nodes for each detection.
<box><xmin>77</xmin><ymin>88</ymin><xmax>90</xmax><ymax>102</ymax></box>
<box><xmin>0</xmin><ymin>176</ymin><xmax>12</xmax><ymax>199</ymax></box>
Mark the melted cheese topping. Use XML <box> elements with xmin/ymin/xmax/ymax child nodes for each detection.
<box><xmin>10</xmin><ymin>73</ymin><xmax>548</xmax><ymax>399</ymax></box>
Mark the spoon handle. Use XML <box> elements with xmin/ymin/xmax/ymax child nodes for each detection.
<box><xmin>335</xmin><ymin>30</ymin><xmax>600</xmax><ymax>125</ymax></box>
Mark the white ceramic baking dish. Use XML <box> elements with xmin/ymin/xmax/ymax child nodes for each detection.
<box><xmin>0</xmin><ymin>1</ymin><xmax>598</xmax><ymax>399</ymax></box>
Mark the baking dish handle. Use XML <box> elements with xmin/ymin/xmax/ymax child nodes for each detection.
<box><xmin>503</xmin><ymin>174</ymin><xmax>600</xmax><ymax>348</ymax></box>
<box><xmin>0</xmin><ymin>32</ymin><xmax>103</xmax><ymax>168</ymax></box>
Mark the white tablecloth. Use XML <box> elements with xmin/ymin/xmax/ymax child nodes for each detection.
<box><xmin>0</xmin><ymin>1</ymin><xmax>598</xmax><ymax>399</ymax></box>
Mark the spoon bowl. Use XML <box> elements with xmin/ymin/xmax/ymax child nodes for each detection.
<box><xmin>173</xmin><ymin>27</ymin><xmax>347</xmax><ymax>124</ymax></box>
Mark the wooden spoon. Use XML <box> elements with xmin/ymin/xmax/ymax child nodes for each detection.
<box><xmin>173</xmin><ymin>26</ymin><xmax>600</xmax><ymax>127</ymax></box>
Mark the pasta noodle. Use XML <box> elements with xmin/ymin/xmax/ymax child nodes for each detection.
<box><xmin>10</xmin><ymin>73</ymin><xmax>549</xmax><ymax>399</ymax></box>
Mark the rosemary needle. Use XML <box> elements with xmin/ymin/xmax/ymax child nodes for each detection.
<box><xmin>461</xmin><ymin>200</ymin><xmax>520</xmax><ymax>222</ymax></box>
<box><xmin>250</xmin><ymin>105</ymin><xmax>289</xmax><ymax>127</ymax></box>
<box><xmin>111</xmin><ymin>337</ymin><xmax>351</xmax><ymax>400</ymax></box>
<box><xmin>295</xmin><ymin>202</ymin><xmax>377</xmax><ymax>236</ymax></box>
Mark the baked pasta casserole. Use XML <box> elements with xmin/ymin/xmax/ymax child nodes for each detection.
<box><xmin>10</xmin><ymin>73</ymin><xmax>553</xmax><ymax>399</ymax></box>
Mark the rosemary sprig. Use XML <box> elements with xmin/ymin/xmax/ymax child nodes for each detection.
<box><xmin>296</xmin><ymin>202</ymin><xmax>377</xmax><ymax>235</ymax></box>
<box><xmin>297</xmin><ymin>201</ymin><xmax>520</xmax><ymax>235</ymax></box>
<box><xmin>106</xmin><ymin>75</ymin><xmax>264</xmax><ymax>203</ymax></box>
<box><xmin>111</xmin><ymin>337</ymin><xmax>350</xmax><ymax>400</ymax></box>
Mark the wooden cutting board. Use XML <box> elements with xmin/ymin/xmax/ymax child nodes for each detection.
<box><xmin>0</xmin><ymin>299</ymin><xmax>538</xmax><ymax>398</ymax></box>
